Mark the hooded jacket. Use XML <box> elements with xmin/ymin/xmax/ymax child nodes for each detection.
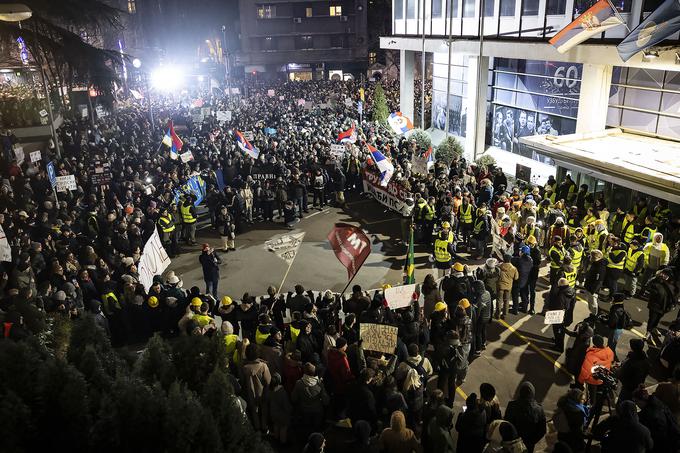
<box><xmin>472</xmin><ymin>280</ymin><xmax>492</xmax><ymax>323</ymax></box>
<box><xmin>291</xmin><ymin>374</ymin><xmax>329</xmax><ymax>416</ymax></box>
<box><xmin>504</xmin><ymin>382</ymin><xmax>547</xmax><ymax>448</ymax></box>
<box><xmin>578</xmin><ymin>346</ymin><xmax>614</xmax><ymax>385</ymax></box>
<box><xmin>595</xmin><ymin>400</ymin><xmax>654</xmax><ymax>453</ymax></box>
<box><xmin>326</xmin><ymin>347</ymin><xmax>354</xmax><ymax>394</ymax></box>
<box><xmin>379</xmin><ymin>410</ymin><xmax>423</xmax><ymax>453</ymax></box>
<box><xmin>498</xmin><ymin>262</ymin><xmax>519</xmax><ymax>291</ymax></box>
<box><xmin>427</xmin><ymin>405</ymin><xmax>455</xmax><ymax>453</ymax></box>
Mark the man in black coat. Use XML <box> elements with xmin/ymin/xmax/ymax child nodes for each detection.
<box><xmin>593</xmin><ymin>400</ymin><xmax>654</xmax><ymax>453</ymax></box>
<box><xmin>618</xmin><ymin>339</ymin><xmax>650</xmax><ymax>402</ymax></box>
<box><xmin>504</xmin><ymin>381</ymin><xmax>547</xmax><ymax>453</ymax></box>
<box><xmin>198</xmin><ymin>244</ymin><xmax>221</xmax><ymax>298</ymax></box>
<box><xmin>511</xmin><ymin>245</ymin><xmax>533</xmax><ymax>314</ymax></box>
<box><xmin>346</xmin><ymin>368</ymin><xmax>377</xmax><ymax>430</ymax></box>
<box><xmin>547</xmin><ymin>278</ymin><xmax>575</xmax><ymax>352</ymax></box>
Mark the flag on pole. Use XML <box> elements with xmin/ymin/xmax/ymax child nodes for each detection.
<box><xmin>337</xmin><ymin>124</ymin><xmax>357</xmax><ymax>143</ymax></box>
<box><xmin>265</xmin><ymin>232</ymin><xmax>305</xmax><ymax>264</ymax></box>
<box><xmin>403</xmin><ymin>226</ymin><xmax>415</xmax><ymax>284</ymax></box>
<box><xmin>367</xmin><ymin>143</ymin><xmax>394</xmax><ymax>187</ymax></box>
<box><xmin>424</xmin><ymin>146</ymin><xmax>435</xmax><ymax>170</ymax></box>
<box><xmin>235</xmin><ymin>130</ymin><xmax>260</xmax><ymax>159</ymax></box>
<box><xmin>162</xmin><ymin>120</ymin><xmax>183</xmax><ymax>160</ymax></box>
<box><xmin>388</xmin><ymin>112</ymin><xmax>414</xmax><ymax>135</ymax></box>
<box><xmin>617</xmin><ymin>0</ymin><xmax>680</xmax><ymax>61</ymax></box>
<box><xmin>327</xmin><ymin>223</ymin><xmax>371</xmax><ymax>280</ymax></box>
<box><xmin>549</xmin><ymin>0</ymin><xmax>623</xmax><ymax>53</ymax></box>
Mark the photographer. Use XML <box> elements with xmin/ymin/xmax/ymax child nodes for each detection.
<box><xmin>578</xmin><ymin>335</ymin><xmax>614</xmax><ymax>403</ymax></box>
<box><xmin>592</xmin><ymin>400</ymin><xmax>653</xmax><ymax>453</ymax></box>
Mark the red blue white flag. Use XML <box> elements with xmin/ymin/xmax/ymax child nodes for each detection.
<box><xmin>162</xmin><ymin>120</ymin><xmax>184</xmax><ymax>160</ymax></box>
<box><xmin>235</xmin><ymin>130</ymin><xmax>260</xmax><ymax>159</ymax></box>
<box><xmin>549</xmin><ymin>0</ymin><xmax>623</xmax><ymax>53</ymax></box>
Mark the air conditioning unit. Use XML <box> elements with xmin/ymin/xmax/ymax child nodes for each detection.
<box><xmin>340</xmin><ymin>16</ymin><xmax>348</xmax><ymax>22</ymax></box>
<box><xmin>294</xmin><ymin>17</ymin><xmax>302</xmax><ymax>23</ymax></box>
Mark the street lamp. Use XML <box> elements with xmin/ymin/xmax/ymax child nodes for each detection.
<box><xmin>0</xmin><ymin>4</ymin><xmax>32</xmax><ymax>22</ymax></box>
<box><xmin>132</xmin><ymin>58</ymin><xmax>142</xmax><ymax>69</ymax></box>
<box><xmin>132</xmin><ymin>58</ymin><xmax>154</xmax><ymax>125</ymax></box>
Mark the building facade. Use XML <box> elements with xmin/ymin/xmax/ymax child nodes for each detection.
<box><xmin>237</xmin><ymin>0</ymin><xmax>369</xmax><ymax>80</ymax></box>
<box><xmin>382</xmin><ymin>0</ymin><xmax>680</xmax><ymax>206</ymax></box>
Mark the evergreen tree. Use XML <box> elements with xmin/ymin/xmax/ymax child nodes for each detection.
<box><xmin>435</xmin><ymin>136</ymin><xmax>464</xmax><ymax>165</ymax></box>
<box><xmin>67</xmin><ymin>315</ymin><xmax>121</xmax><ymax>378</ymax></box>
<box><xmin>0</xmin><ymin>389</ymin><xmax>34</xmax><ymax>453</ymax></box>
<box><xmin>409</xmin><ymin>129</ymin><xmax>432</xmax><ymax>152</ymax></box>
<box><xmin>134</xmin><ymin>333</ymin><xmax>176</xmax><ymax>391</ymax></box>
<box><xmin>372</xmin><ymin>82</ymin><xmax>390</xmax><ymax>123</ymax></box>
<box><xmin>171</xmin><ymin>335</ymin><xmax>221</xmax><ymax>393</ymax></box>
<box><xmin>164</xmin><ymin>382</ymin><xmax>222</xmax><ymax>453</ymax></box>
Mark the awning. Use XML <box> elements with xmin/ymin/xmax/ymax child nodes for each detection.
<box><xmin>520</xmin><ymin>128</ymin><xmax>680</xmax><ymax>204</ymax></box>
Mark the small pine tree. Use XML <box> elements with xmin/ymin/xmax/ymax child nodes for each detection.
<box><xmin>436</xmin><ymin>136</ymin><xmax>464</xmax><ymax>165</ymax></box>
<box><xmin>371</xmin><ymin>82</ymin><xmax>390</xmax><ymax>124</ymax></box>
<box><xmin>409</xmin><ymin>129</ymin><xmax>432</xmax><ymax>152</ymax></box>
<box><xmin>134</xmin><ymin>333</ymin><xmax>176</xmax><ymax>391</ymax></box>
<box><xmin>0</xmin><ymin>390</ymin><xmax>34</xmax><ymax>452</ymax></box>
<box><xmin>164</xmin><ymin>382</ymin><xmax>221</xmax><ymax>453</ymax></box>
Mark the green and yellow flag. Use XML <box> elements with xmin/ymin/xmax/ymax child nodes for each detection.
<box><xmin>403</xmin><ymin>226</ymin><xmax>415</xmax><ymax>284</ymax></box>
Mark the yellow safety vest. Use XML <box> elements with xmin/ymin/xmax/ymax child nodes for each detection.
<box><xmin>549</xmin><ymin>246</ymin><xmax>564</xmax><ymax>269</ymax></box>
<box><xmin>255</xmin><ymin>327</ymin><xmax>271</xmax><ymax>345</ymax></box>
<box><xmin>547</xmin><ymin>193</ymin><xmax>557</xmax><ymax>205</ymax></box>
<box><xmin>102</xmin><ymin>291</ymin><xmax>121</xmax><ymax>312</ymax></box>
<box><xmin>523</xmin><ymin>224</ymin><xmax>539</xmax><ymax>239</ymax></box>
<box><xmin>654</xmin><ymin>208</ymin><xmax>671</xmax><ymax>225</ymax></box>
<box><xmin>423</xmin><ymin>204</ymin><xmax>435</xmax><ymax>221</ymax></box>
<box><xmin>473</xmin><ymin>218</ymin><xmax>486</xmax><ymax>234</ymax></box>
<box><xmin>569</xmin><ymin>245</ymin><xmax>584</xmax><ymax>269</ymax></box>
<box><xmin>180</xmin><ymin>202</ymin><xmax>196</xmax><ymax>224</ymax></box>
<box><xmin>607</xmin><ymin>248</ymin><xmax>626</xmax><ymax>270</ymax></box>
<box><xmin>158</xmin><ymin>215</ymin><xmax>175</xmax><ymax>233</ymax></box>
<box><xmin>193</xmin><ymin>314</ymin><xmax>213</xmax><ymax>327</ymax></box>
<box><xmin>563</xmin><ymin>268</ymin><xmax>577</xmax><ymax>288</ymax></box>
<box><xmin>581</xmin><ymin>215</ymin><xmax>596</xmax><ymax>228</ymax></box>
<box><xmin>444</xmin><ymin>231</ymin><xmax>455</xmax><ymax>244</ymax></box>
<box><xmin>290</xmin><ymin>324</ymin><xmax>301</xmax><ymax>344</ymax></box>
<box><xmin>639</xmin><ymin>226</ymin><xmax>656</xmax><ymax>244</ymax></box>
<box><xmin>224</xmin><ymin>334</ymin><xmax>239</xmax><ymax>357</ymax></box>
<box><xmin>459</xmin><ymin>204</ymin><xmax>472</xmax><ymax>224</ymax></box>
<box><xmin>567</xmin><ymin>218</ymin><xmax>579</xmax><ymax>234</ymax></box>
<box><xmin>434</xmin><ymin>238</ymin><xmax>452</xmax><ymax>263</ymax></box>
<box><xmin>643</xmin><ymin>242</ymin><xmax>670</xmax><ymax>267</ymax></box>
<box><xmin>621</xmin><ymin>219</ymin><xmax>636</xmax><ymax>244</ymax></box>
<box><xmin>633</xmin><ymin>205</ymin><xmax>647</xmax><ymax>220</ymax></box>
<box><xmin>624</xmin><ymin>248</ymin><xmax>644</xmax><ymax>273</ymax></box>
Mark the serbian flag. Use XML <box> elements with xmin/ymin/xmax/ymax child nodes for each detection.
<box><xmin>367</xmin><ymin>143</ymin><xmax>394</xmax><ymax>187</ymax></box>
<box><xmin>235</xmin><ymin>130</ymin><xmax>260</xmax><ymax>159</ymax></box>
<box><xmin>424</xmin><ymin>146</ymin><xmax>435</xmax><ymax>170</ymax></box>
<box><xmin>327</xmin><ymin>223</ymin><xmax>371</xmax><ymax>280</ymax></box>
<box><xmin>162</xmin><ymin>120</ymin><xmax>183</xmax><ymax>160</ymax></box>
<box><xmin>549</xmin><ymin>0</ymin><xmax>623</xmax><ymax>53</ymax></box>
<box><xmin>388</xmin><ymin>112</ymin><xmax>414</xmax><ymax>135</ymax></box>
<box><xmin>337</xmin><ymin>125</ymin><xmax>357</xmax><ymax>144</ymax></box>
<box><xmin>617</xmin><ymin>0</ymin><xmax>680</xmax><ymax>61</ymax></box>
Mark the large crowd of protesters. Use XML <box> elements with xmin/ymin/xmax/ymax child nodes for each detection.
<box><xmin>2</xmin><ymin>77</ymin><xmax>680</xmax><ymax>453</ymax></box>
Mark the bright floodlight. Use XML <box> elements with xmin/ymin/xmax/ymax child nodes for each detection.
<box><xmin>0</xmin><ymin>4</ymin><xmax>32</xmax><ymax>22</ymax></box>
<box><xmin>197</xmin><ymin>75</ymin><xmax>205</xmax><ymax>82</ymax></box>
<box><xmin>150</xmin><ymin>65</ymin><xmax>183</xmax><ymax>91</ymax></box>
<box><xmin>132</xmin><ymin>58</ymin><xmax>142</xmax><ymax>69</ymax></box>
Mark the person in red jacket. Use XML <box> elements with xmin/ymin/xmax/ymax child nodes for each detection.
<box><xmin>326</xmin><ymin>337</ymin><xmax>354</xmax><ymax>397</ymax></box>
<box><xmin>578</xmin><ymin>335</ymin><xmax>615</xmax><ymax>405</ymax></box>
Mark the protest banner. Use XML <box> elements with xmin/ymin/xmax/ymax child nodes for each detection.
<box><xmin>173</xmin><ymin>175</ymin><xmax>206</xmax><ymax>206</ymax></box>
<box><xmin>231</xmin><ymin>87</ymin><xmax>240</xmax><ymax>95</ymax></box>
<box><xmin>544</xmin><ymin>310</ymin><xmax>566</xmax><ymax>325</ymax></box>
<box><xmin>0</xmin><ymin>225</ymin><xmax>11</xmax><ymax>262</ymax></box>
<box><xmin>251</xmin><ymin>163</ymin><xmax>277</xmax><ymax>182</ymax></box>
<box><xmin>180</xmin><ymin>151</ymin><xmax>194</xmax><ymax>163</ymax></box>
<box><xmin>297</xmin><ymin>99</ymin><xmax>306</xmax><ymax>106</ymax></box>
<box><xmin>216</xmin><ymin>110</ymin><xmax>232</xmax><ymax>122</ymax></box>
<box><xmin>14</xmin><ymin>146</ymin><xmax>24</xmax><ymax>164</ymax></box>
<box><xmin>265</xmin><ymin>232</ymin><xmax>305</xmax><ymax>265</ymax></box>
<box><xmin>89</xmin><ymin>160</ymin><xmax>112</xmax><ymax>186</ymax></box>
<box><xmin>56</xmin><ymin>175</ymin><xmax>77</xmax><ymax>192</ymax></box>
<box><xmin>384</xmin><ymin>284</ymin><xmax>417</xmax><ymax>309</ymax></box>
<box><xmin>330</xmin><ymin>144</ymin><xmax>346</xmax><ymax>158</ymax></box>
<box><xmin>360</xmin><ymin>323</ymin><xmax>398</xmax><ymax>354</ymax></box>
<box><xmin>30</xmin><ymin>150</ymin><xmax>42</xmax><ymax>163</ymax></box>
<box><xmin>267</xmin><ymin>89</ymin><xmax>275</xmax><ymax>97</ymax></box>
<box><xmin>137</xmin><ymin>229</ymin><xmax>172</xmax><ymax>291</ymax></box>
<box><xmin>362</xmin><ymin>169</ymin><xmax>414</xmax><ymax>217</ymax></box>
<box><xmin>244</xmin><ymin>131</ymin><xmax>254</xmax><ymax>141</ymax></box>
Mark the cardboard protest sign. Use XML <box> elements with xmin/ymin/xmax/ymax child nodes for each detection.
<box><xmin>544</xmin><ymin>310</ymin><xmax>566</xmax><ymax>325</ymax></box>
<box><xmin>216</xmin><ymin>110</ymin><xmax>232</xmax><ymax>122</ymax></box>
<box><xmin>264</xmin><ymin>232</ymin><xmax>305</xmax><ymax>264</ymax></box>
<box><xmin>180</xmin><ymin>151</ymin><xmax>194</xmax><ymax>163</ymax></box>
<box><xmin>30</xmin><ymin>150</ymin><xmax>42</xmax><ymax>163</ymax></box>
<box><xmin>360</xmin><ymin>323</ymin><xmax>398</xmax><ymax>354</ymax></box>
<box><xmin>330</xmin><ymin>144</ymin><xmax>346</xmax><ymax>158</ymax></box>
<box><xmin>137</xmin><ymin>229</ymin><xmax>171</xmax><ymax>291</ymax></box>
<box><xmin>384</xmin><ymin>284</ymin><xmax>417</xmax><ymax>309</ymax></box>
<box><xmin>267</xmin><ymin>89</ymin><xmax>275</xmax><ymax>97</ymax></box>
<box><xmin>297</xmin><ymin>99</ymin><xmax>306</xmax><ymax>106</ymax></box>
<box><xmin>55</xmin><ymin>175</ymin><xmax>77</xmax><ymax>192</ymax></box>
<box><xmin>90</xmin><ymin>160</ymin><xmax>112</xmax><ymax>186</ymax></box>
<box><xmin>14</xmin><ymin>146</ymin><xmax>24</xmax><ymax>164</ymax></box>
<box><xmin>278</xmin><ymin>95</ymin><xmax>284</xmax><ymax>101</ymax></box>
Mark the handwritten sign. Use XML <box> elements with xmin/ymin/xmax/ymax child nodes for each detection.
<box><xmin>267</xmin><ymin>89</ymin><xmax>275</xmax><ymax>97</ymax></box>
<box><xmin>216</xmin><ymin>110</ymin><xmax>231</xmax><ymax>122</ymax></box>
<box><xmin>14</xmin><ymin>146</ymin><xmax>24</xmax><ymax>164</ymax></box>
<box><xmin>180</xmin><ymin>151</ymin><xmax>194</xmax><ymax>163</ymax></box>
<box><xmin>137</xmin><ymin>229</ymin><xmax>171</xmax><ymax>291</ymax></box>
<box><xmin>330</xmin><ymin>144</ymin><xmax>346</xmax><ymax>158</ymax></box>
<box><xmin>264</xmin><ymin>232</ymin><xmax>305</xmax><ymax>264</ymax></box>
<box><xmin>244</xmin><ymin>131</ymin><xmax>254</xmax><ymax>141</ymax></box>
<box><xmin>278</xmin><ymin>95</ymin><xmax>284</xmax><ymax>101</ymax></box>
<box><xmin>297</xmin><ymin>99</ymin><xmax>306</xmax><ymax>106</ymax></box>
<box><xmin>544</xmin><ymin>309</ymin><xmax>566</xmax><ymax>325</ymax></box>
<box><xmin>360</xmin><ymin>323</ymin><xmax>398</xmax><ymax>354</ymax></box>
<box><xmin>384</xmin><ymin>284</ymin><xmax>417</xmax><ymax>309</ymax></box>
<box><xmin>56</xmin><ymin>174</ymin><xmax>77</xmax><ymax>192</ymax></box>
<box><xmin>30</xmin><ymin>150</ymin><xmax>42</xmax><ymax>163</ymax></box>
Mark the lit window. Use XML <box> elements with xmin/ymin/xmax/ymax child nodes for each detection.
<box><xmin>127</xmin><ymin>0</ymin><xmax>136</xmax><ymax>14</ymax></box>
<box><xmin>306</xmin><ymin>7</ymin><xmax>313</xmax><ymax>17</ymax></box>
<box><xmin>257</xmin><ymin>5</ymin><xmax>275</xmax><ymax>19</ymax></box>
<box><xmin>330</xmin><ymin>5</ymin><xmax>342</xmax><ymax>16</ymax></box>
<box><xmin>369</xmin><ymin>52</ymin><xmax>377</xmax><ymax>64</ymax></box>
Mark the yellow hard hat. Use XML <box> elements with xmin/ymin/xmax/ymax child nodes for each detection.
<box><xmin>434</xmin><ymin>302</ymin><xmax>447</xmax><ymax>312</ymax></box>
<box><xmin>526</xmin><ymin>235</ymin><xmax>537</xmax><ymax>245</ymax></box>
<box><xmin>593</xmin><ymin>219</ymin><xmax>605</xmax><ymax>226</ymax></box>
<box><xmin>191</xmin><ymin>297</ymin><xmax>203</xmax><ymax>307</ymax></box>
<box><xmin>441</xmin><ymin>221</ymin><xmax>451</xmax><ymax>229</ymax></box>
<box><xmin>381</xmin><ymin>284</ymin><xmax>392</xmax><ymax>290</ymax></box>
<box><xmin>148</xmin><ymin>296</ymin><xmax>159</xmax><ymax>308</ymax></box>
<box><xmin>458</xmin><ymin>298</ymin><xmax>470</xmax><ymax>309</ymax></box>
<box><xmin>221</xmin><ymin>296</ymin><xmax>233</xmax><ymax>306</ymax></box>
<box><xmin>452</xmin><ymin>262</ymin><xmax>464</xmax><ymax>272</ymax></box>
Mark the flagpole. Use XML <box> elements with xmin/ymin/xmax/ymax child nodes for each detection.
<box><xmin>276</xmin><ymin>258</ymin><xmax>296</xmax><ymax>297</ymax></box>
<box><xmin>340</xmin><ymin>268</ymin><xmax>362</xmax><ymax>298</ymax></box>
<box><xmin>605</xmin><ymin>0</ymin><xmax>632</xmax><ymax>33</ymax></box>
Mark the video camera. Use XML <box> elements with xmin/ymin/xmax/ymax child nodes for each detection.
<box><xmin>591</xmin><ymin>365</ymin><xmax>618</xmax><ymax>390</ymax></box>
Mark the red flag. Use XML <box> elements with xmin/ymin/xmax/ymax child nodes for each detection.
<box><xmin>327</xmin><ymin>223</ymin><xmax>371</xmax><ymax>280</ymax></box>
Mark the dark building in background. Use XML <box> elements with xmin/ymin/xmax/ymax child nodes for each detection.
<box><xmin>236</xmin><ymin>0</ymin><xmax>368</xmax><ymax>81</ymax></box>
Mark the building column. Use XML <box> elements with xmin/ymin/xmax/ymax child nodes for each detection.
<box><xmin>464</xmin><ymin>55</ymin><xmax>490</xmax><ymax>161</ymax></box>
<box><xmin>400</xmin><ymin>49</ymin><xmax>415</xmax><ymax>122</ymax></box>
<box><xmin>576</xmin><ymin>63</ymin><xmax>613</xmax><ymax>134</ymax></box>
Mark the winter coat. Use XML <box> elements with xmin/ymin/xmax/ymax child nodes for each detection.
<box><xmin>379</xmin><ymin>410</ymin><xmax>423</xmax><ymax>453</ymax></box>
<box><xmin>268</xmin><ymin>385</ymin><xmax>292</xmax><ymax>427</ymax></box>
<box><xmin>594</xmin><ymin>401</ymin><xmax>654</xmax><ymax>453</ymax></box>
<box><xmin>638</xmin><ymin>395</ymin><xmax>680</xmax><ymax>453</ymax></box>
<box><xmin>472</xmin><ymin>280</ymin><xmax>492</xmax><ymax>323</ymax></box>
<box><xmin>455</xmin><ymin>406</ymin><xmax>487</xmax><ymax>453</ymax></box>
<box><xmin>547</xmin><ymin>284</ymin><xmax>575</xmax><ymax>325</ymax></box>
<box><xmin>504</xmin><ymin>382</ymin><xmax>547</xmax><ymax>449</ymax></box>
<box><xmin>529</xmin><ymin>247</ymin><xmax>542</xmax><ymax>280</ymax></box>
<box><xmin>566</xmin><ymin>323</ymin><xmax>594</xmax><ymax>377</ymax></box>
<box><xmin>578</xmin><ymin>346</ymin><xmax>614</xmax><ymax>385</ymax></box>
<box><xmin>199</xmin><ymin>251</ymin><xmax>221</xmax><ymax>280</ymax></box>
<box><xmin>584</xmin><ymin>258</ymin><xmax>606</xmax><ymax>294</ymax></box>
<box><xmin>347</xmin><ymin>381</ymin><xmax>377</xmax><ymax>428</ymax></box>
<box><xmin>240</xmin><ymin>359</ymin><xmax>272</xmax><ymax>403</ymax></box>
<box><xmin>497</xmin><ymin>262</ymin><xmax>519</xmax><ymax>291</ymax></box>
<box><xmin>291</xmin><ymin>375</ymin><xmax>329</xmax><ymax>417</ymax></box>
<box><xmin>326</xmin><ymin>347</ymin><xmax>354</xmax><ymax>394</ymax></box>
<box><xmin>427</xmin><ymin>405</ymin><xmax>455</xmax><ymax>453</ymax></box>
<box><xmin>512</xmin><ymin>255</ymin><xmax>533</xmax><ymax>288</ymax></box>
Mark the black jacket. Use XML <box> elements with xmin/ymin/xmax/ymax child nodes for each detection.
<box><xmin>504</xmin><ymin>382</ymin><xmax>547</xmax><ymax>448</ymax></box>
<box><xmin>584</xmin><ymin>258</ymin><xmax>607</xmax><ymax>294</ymax></box>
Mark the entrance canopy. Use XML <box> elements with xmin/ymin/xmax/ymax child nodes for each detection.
<box><xmin>520</xmin><ymin>129</ymin><xmax>680</xmax><ymax>205</ymax></box>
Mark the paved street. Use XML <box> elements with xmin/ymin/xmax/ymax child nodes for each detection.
<box><xmin>166</xmin><ymin>194</ymin><xmax>676</xmax><ymax>450</ymax></box>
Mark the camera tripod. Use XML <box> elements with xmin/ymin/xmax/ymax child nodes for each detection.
<box><xmin>585</xmin><ymin>383</ymin><xmax>616</xmax><ymax>452</ymax></box>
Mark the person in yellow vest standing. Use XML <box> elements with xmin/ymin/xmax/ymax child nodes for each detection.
<box><xmin>433</xmin><ymin>230</ymin><xmax>456</xmax><ymax>278</ymax></box>
<box><xmin>423</xmin><ymin>196</ymin><xmax>437</xmax><ymax>244</ymax></box>
<box><xmin>638</xmin><ymin>215</ymin><xmax>657</xmax><ymax>245</ymax></box>
<box><xmin>548</xmin><ymin>236</ymin><xmax>566</xmax><ymax>286</ymax></box>
<box><xmin>180</xmin><ymin>194</ymin><xmax>198</xmax><ymax>245</ymax></box>
<box><xmin>620</xmin><ymin>211</ymin><xmax>638</xmax><ymax>246</ymax></box>
<box><xmin>567</xmin><ymin>234</ymin><xmax>584</xmax><ymax>284</ymax></box>
<box><xmin>604</xmin><ymin>235</ymin><xmax>626</xmax><ymax>300</ymax></box>
<box><xmin>157</xmin><ymin>207</ymin><xmax>179</xmax><ymax>257</ymax></box>
<box><xmin>638</xmin><ymin>232</ymin><xmax>671</xmax><ymax>297</ymax></box>
<box><xmin>458</xmin><ymin>197</ymin><xmax>474</xmax><ymax>246</ymax></box>
<box><xmin>622</xmin><ymin>239</ymin><xmax>644</xmax><ymax>298</ymax></box>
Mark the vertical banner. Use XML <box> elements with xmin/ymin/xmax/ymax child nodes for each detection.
<box><xmin>137</xmin><ymin>229</ymin><xmax>171</xmax><ymax>291</ymax></box>
<box><xmin>0</xmin><ymin>225</ymin><xmax>11</xmax><ymax>262</ymax></box>
<box><xmin>327</xmin><ymin>223</ymin><xmax>371</xmax><ymax>280</ymax></box>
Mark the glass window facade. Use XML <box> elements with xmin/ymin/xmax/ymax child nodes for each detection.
<box><xmin>608</xmin><ymin>67</ymin><xmax>680</xmax><ymax>139</ymax></box>
<box><xmin>395</xmin><ymin>0</ymin><xmax>404</xmax><ymax>19</ymax></box>
<box><xmin>433</xmin><ymin>0</ymin><xmax>443</xmax><ymax>17</ymax></box>
<box><xmin>406</xmin><ymin>0</ymin><xmax>416</xmax><ymax>18</ymax></box>
<box><xmin>488</xmin><ymin>58</ymin><xmax>580</xmax><ymax>159</ymax></box>
<box><xmin>431</xmin><ymin>53</ymin><xmax>469</xmax><ymax>137</ymax></box>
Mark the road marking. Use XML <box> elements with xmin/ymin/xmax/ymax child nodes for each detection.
<box><xmin>496</xmin><ymin>318</ymin><xmax>574</xmax><ymax>378</ymax></box>
<box><xmin>456</xmin><ymin>387</ymin><xmax>468</xmax><ymax>400</ymax></box>
<box><xmin>362</xmin><ymin>217</ymin><xmax>399</xmax><ymax>226</ymax></box>
<box><xmin>303</xmin><ymin>208</ymin><xmax>330</xmax><ymax>219</ymax></box>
